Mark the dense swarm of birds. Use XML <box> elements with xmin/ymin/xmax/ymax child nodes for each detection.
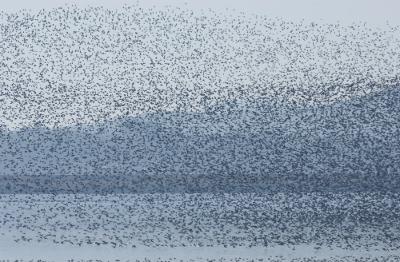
<box><xmin>0</xmin><ymin>4</ymin><xmax>400</xmax><ymax>261</ymax></box>
<box><xmin>1</xmin><ymin>193</ymin><xmax>399</xmax><ymax>250</ymax></box>
<box><xmin>0</xmin><ymin>5</ymin><xmax>400</xmax><ymax>193</ymax></box>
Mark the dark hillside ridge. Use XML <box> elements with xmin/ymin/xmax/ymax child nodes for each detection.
<box><xmin>1</xmin><ymin>85</ymin><xmax>399</xmax><ymax>193</ymax></box>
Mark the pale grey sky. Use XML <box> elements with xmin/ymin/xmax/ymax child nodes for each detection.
<box><xmin>0</xmin><ymin>0</ymin><xmax>399</xmax><ymax>25</ymax></box>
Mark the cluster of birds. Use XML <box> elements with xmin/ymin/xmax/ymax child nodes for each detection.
<box><xmin>0</xmin><ymin>4</ymin><xmax>399</xmax><ymax>261</ymax></box>
<box><xmin>0</xmin><ymin>5</ymin><xmax>399</xmax><ymax>193</ymax></box>
<box><xmin>0</xmin><ymin>5</ymin><xmax>399</xmax><ymax>129</ymax></box>
<box><xmin>1</xmin><ymin>86</ymin><xmax>400</xmax><ymax>193</ymax></box>
<box><xmin>0</xmin><ymin>193</ymin><xmax>399</xmax><ymax>251</ymax></box>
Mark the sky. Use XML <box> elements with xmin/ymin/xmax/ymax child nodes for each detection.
<box><xmin>0</xmin><ymin>0</ymin><xmax>399</xmax><ymax>26</ymax></box>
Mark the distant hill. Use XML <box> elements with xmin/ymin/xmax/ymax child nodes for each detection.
<box><xmin>1</xmin><ymin>85</ymin><xmax>399</xmax><ymax>193</ymax></box>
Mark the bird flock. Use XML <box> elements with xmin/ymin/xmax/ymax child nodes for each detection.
<box><xmin>0</xmin><ymin>5</ymin><xmax>399</xmax><ymax>129</ymax></box>
<box><xmin>0</xmin><ymin>4</ymin><xmax>399</xmax><ymax>261</ymax></box>
<box><xmin>1</xmin><ymin>193</ymin><xmax>400</xmax><ymax>260</ymax></box>
<box><xmin>0</xmin><ymin>5</ymin><xmax>399</xmax><ymax>193</ymax></box>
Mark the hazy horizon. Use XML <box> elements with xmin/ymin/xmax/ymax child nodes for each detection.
<box><xmin>1</xmin><ymin>0</ymin><xmax>400</xmax><ymax>26</ymax></box>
